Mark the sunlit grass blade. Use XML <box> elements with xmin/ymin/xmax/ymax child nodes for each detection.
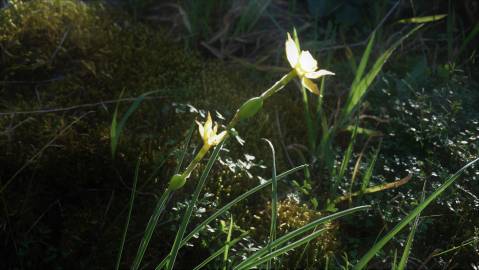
<box><xmin>155</xmin><ymin>164</ymin><xmax>308</xmax><ymax>268</ymax></box>
<box><xmin>239</xmin><ymin>228</ymin><xmax>327</xmax><ymax>269</ymax></box>
<box><xmin>223</xmin><ymin>215</ymin><xmax>234</xmax><ymax>270</ymax></box>
<box><xmin>398</xmin><ymin>182</ymin><xmax>426</xmax><ymax>270</ymax></box>
<box><xmin>111</xmin><ymin>90</ymin><xmax>159</xmax><ymax>157</ymax></box>
<box><xmin>361</xmin><ymin>141</ymin><xmax>381</xmax><ymax>192</ymax></box>
<box><xmin>182</xmin><ymin>164</ymin><xmax>308</xmax><ymax>244</ymax></box>
<box><xmin>115</xmin><ymin>156</ymin><xmax>141</xmax><ymax>270</ymax></box>
<box><xmin>193</xmin><ymin>232</ymin><xmax>248</xmax><ymax>270</ymax></box>
<box><xmin>341</xmin><ymin>24</ymin><xmax>423</xmax><ymax>126</ymax></box>
<box><xmin>234</xmin><ymin>205</ymin><xmax>371</xmax><ymax>270</ymax></box>
<box><xmin>354</xmin><ymin>158</ymin><xmax>479</xmax><ymax>270</ymax></box>
<box><xmin>396</xmin><ymin>14</ymin><xmax>447</xmax><ymax>24</ymax></box>
<box><xmin>352</xmin><ymin>31</ymin><xmax>376</xmax><ymax>88</ymax></box>
<box><xmin>131</xmin><ymin>124</ymin><xmax>195</xmax><ymax>270</ymax></box>
<box><xmin>164</xmin><ymin>141</ymin><xmax>225</xmax><ymax>270</ymax></box>
<box><xmin>263</xmin><ymin>139</ymin><xmax>278</xmax><ymax>270</ymax></box>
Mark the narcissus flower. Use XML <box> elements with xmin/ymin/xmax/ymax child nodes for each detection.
<box><xmin>196</xmin><ymin>112</ymin><xmax>227</xmax><ymax>147</ymax></box>
<box><xmin>285</xmin><ymin>33</ymin><xmax>335</xmax><ymax>95</ymax></box>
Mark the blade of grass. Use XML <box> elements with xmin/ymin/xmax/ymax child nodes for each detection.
<box><xmin>239</xmin><ymin>228</ymin><xmax>327</xmax><ymax>269</ymax></box>
<box><xmin>164</xmin><ymin>141</ymin><xmax>225</xmax><ymax>270</ymax></box>
<box><xmin>341</xmin><ymin>25</ymin><xmax>423</xmax><ymax>126</ymax></box>
<box><xmin>263</xmin><ymin>139</ymin><xmax>278</xmax><ymax>270</ymax></box>
<box><xmin>131</xmin><ymin>123</ymin><xmax>194</xmax><ymax>270</ymax></box>
<box><xmin>193</xmin><ymin>232</ymin><xmax>248</xmax><ymax>270</ymax></box>
<box><xmin>111</xmin><ymin>90</ymin><xmax>159</xmax><ymax>157</ymax></box>
<box><xmin>234</xmin><ymin>205</ymin><xmax>371</xmax><ymax>270</ymax></box>
<box><xmin>115</xmin><ymin>156</ymin><xmax>141</xmax><ymax>270</ymax></box>
<box><xmin>352</xmin><ymin>31</ymin><xmax>376</xmax><ymax>89</ymax></box>
<box><xmin>354</xmin><ymin>157</ymin><xmax>479</xmax><ymax>270</ymax></box>
<box><xmin>222</xmin><ymin>215</ymin><xmax>235</xmax><ymax>270</ymax></box>
<box><xmin>360</xmin><ymin>141</ymin><xmax>382</xmax><ymax>192</ymax></box>
<box><xmin>458</xmin><ymin>22</ymin><xmax>479</xmax><ymax>57</ymax></box>
<box><xmin>155</xmin><ymin>164</ymin><xmax>308</xmax><ymax>268</ymax></box>
<box><xmin>397</xmin><ymin>182</ymin><xmax>426</xmax><ymax>270</ymax></box>
<box><xmin>396</xmin><ymin>14</ymin><xmax>447</xmax><ymax>24</ymax></box>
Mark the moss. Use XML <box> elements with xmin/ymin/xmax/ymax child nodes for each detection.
<box><xmin>0</xmin><ymin>0</ymin><xmax>309</xmax><ymax>268</ymax></box>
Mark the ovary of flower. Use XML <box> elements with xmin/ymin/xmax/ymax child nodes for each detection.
<box><xmin>196</xmin><ymin>112</ymin><xmax>227</xmax><ymax>148</ymax></box>
<box><xmin>285</xmin><ymin>33</ymin><xmax>335</xmax><ymax>95</ymax></box>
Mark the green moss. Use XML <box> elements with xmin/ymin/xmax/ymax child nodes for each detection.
<box><xmin>0</xmin><ymin>0</ymin><xmax>309</xmax><ymax>268</ymax></box>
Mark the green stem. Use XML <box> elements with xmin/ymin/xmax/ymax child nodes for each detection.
<box><xmin>260</xmin><ymin>70</ymin><xmax>297</xmax><ymax>100</ymax></box>
<box><xmin>331</xmin><ymin>175</ymin><xmax>412</xmax><ymax>205</ymax></box>
<box><xmin>182</xmin><ymin>145</ymin><xmax>209</xmax><ymax>179</ymax></box>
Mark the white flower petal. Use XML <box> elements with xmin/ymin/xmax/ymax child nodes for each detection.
<box><xmin>305</xmin><ymin>69</ymin><xmax>335</xmax><ymax>79</ymax></box>
<box><xmin>285</xmin><ymin>33</ymin><xmax>299</xmax><ymax>68</ymax></box>
<box><xmin>196</xmin><ymin>120</ymin><xmax>205</xmax><ymax>140</ymax></box>
<box><xmin>301</xmin><ymin>77</ymin><xmax>319</xmax><ymax>95</ymax></box>
<box><xmin>298</xmin><ymin>51</ymin><xmax>318</xmax><ymax>73</ymax></box>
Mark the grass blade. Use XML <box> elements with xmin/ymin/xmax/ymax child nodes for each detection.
<box><xmin>155</xmin><ymin>164</ymin><xmax>308</xmax><ymax>268</ymax></box>
<box><xmin>241</xmin><ymin>228</ymin><xmax>327</xmax><ymax>269</ymax></box>
<box><xmin>223</xmin><ymin>215</ymin><xmax>234</xmax><ymax>270</ymax></box>
<box><xmin>111</xmin><ymin>90</ymin><xmax>159</xmax><ymax>157</ymax></box>
<box><xmin>397</xmin><ymin>182</ymin><xmax>426</xmax><ymax>270</ymax></box>
<box><xmin>263</xmin><ymin>139</ymin><xmax>278</xmax><ymax>269</ymax></box>
<box><xmin>354</xmin><ymin>158</ymin><xmax>479</xmax><ymax>269</ymax></box>
<box><xmin>131</xmin><ymin>125</ymin><xmax>194</xmax><ymax>270</ymax></box>
<box><xmin>396</xmin><ymin>14</ymin><xmax>447</xmax><ymax>24</ymax></box>
<box><xmin>193</xmin><ymin>232</ymin><xmax>248</xmax><ymax>270</ymax></box>
<box><xmin>352</xmin><ymin>31</ymin><xmax>376</xmax><ymax>88</ymax></box>
<box><xmin>164</xmin><ymin>141</ymin><xmax>225</xmax><ymax>270</ymax></box>
<box><xmin>341</xmin><ymin>25</ymin><xmax>423</xmax><ymax>125</ymax></box>
<box><xmin>234</xmin><ymin>205</ymin><xmax>371</xmax><ymax>270</ymax></box>
<box><xmin>115</xmin><ymin>156</ymin><xmax>141</xmax><ymax>270</ymax></box>
<box><xmin>361</xmin><ymin>142</ymin><xmax>381</xmax><ymax>192</ymax></box>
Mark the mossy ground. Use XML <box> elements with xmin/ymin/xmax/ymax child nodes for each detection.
<box><xmin>0</xmin><ymin>1</ymin><xmax>323</xmax><ymax>268</ymax></box>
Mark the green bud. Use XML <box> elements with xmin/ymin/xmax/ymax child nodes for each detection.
<box><xmin>168</xmin><ymin>174</ymin><xmax>186</xmax><ymax>191</ymax></box>
<box><xmin>237</xmin><ymin>97</ymin><xmax>263</xmax><ymax>120</ymax></box>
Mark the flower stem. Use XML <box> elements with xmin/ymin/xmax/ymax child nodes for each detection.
<box><xmin>181</xmin><ymin>145</ymin><xmax>210</xmax><ymax>179</ymax></box>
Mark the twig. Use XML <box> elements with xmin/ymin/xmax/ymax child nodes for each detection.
<box><xmin>0</xmin><ymin>96</ymin><xmax>166</xmax><ymax>116</ymax></box>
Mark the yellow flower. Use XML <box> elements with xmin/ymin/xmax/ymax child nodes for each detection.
<box><xmin>196</xmin><ymin>112</ymin><xmax>227</xmax><ymax>147</ymax></box>
<box><xmin>285</xmin><ymin>33</ymin><xmax>335</xmax><ymax>95</ymax></box>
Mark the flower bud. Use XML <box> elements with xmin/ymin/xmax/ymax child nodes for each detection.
<box><xmin>237</xmin><ymin>97</ymin><xmax>263</xmax><ymax>120</ymax></box>
<box><xmin>168</xmin><ymin>174</ymin><xmax>186</xmax><ymax>191</ymax></box>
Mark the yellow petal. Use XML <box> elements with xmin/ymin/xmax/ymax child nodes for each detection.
<box><xmin>204</xmin><ymin>112</ymin><xmax>212</xmax><ymax>134</ymax></box>
<box><xmin>298</xmin><ymin>51</ymin><xmax>318</xmax><ymax>73</ymax></box>
<box><xmin>302</xmin><ymin>77</ymin><xmax>319</xmax><ymax>95</ymax></box>
<box><xmin>285</xmin><ymin>33</ymin><xmax>299</xmax><ymax>68</ymax></box>
<box><xmin>305</xmin><ymin>69</ymin><xmax>335</xmax><ymax>79</ymax></box>
<box><xmin>209</xmin><ymin>131</ymin><xmax>227</xmax><ymax>146</ymax></box>
<box><xmin>196</xmin><ymin>120</ymin><xmax>205</xmax><ymax>140</ymax></box>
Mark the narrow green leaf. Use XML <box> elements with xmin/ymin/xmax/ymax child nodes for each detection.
<box><xmin>341</xmin><ymin>25</ymin><xmax>423</xmax><ymax>125</ymax></box>
<box><xmin>354</xmin><ymin>158</ymin><xmax>479</xmax><ymax>270</ymax></box>
<box><xmin>111</xmin><ymin>90</ymin><xmax>159</xmax><ymax>157</ymax></box>
<box><xmin>361</xmin><ymin>142</ymin><xmax>381</xmax><ymax>192</ymax></box>
<box><xmin>223</xmin><ymin>215</ymin><xmax>235</xmax><ymax>270</ymax></box>
<box><xmin>164</xmin><ymin>141</ymin><xmax>225</xmax><ymax>270</ymax></box>
<box><xmin>115</xmin><ymin>156</ymin><xmax>141</xmax><ymax>270</ymax></box>
<box><xmin>193</xmin><ymin>232</ymin><xmax>248</xmax><ymax>270</ymax></box>
<box><xmin>241</xmin><ymin>229</ymin><xmax>326</xmax><ymax>269</ymax></box>
<box><xmin>156</xmin><ymin>165</ymin><xmax>308</xmax><ymax>269</ymax></box>
<box><xmin>397</xmin><ymin>14</ymin><xmax>447</xmax><ymax>24</ymax></box>
<box><xmin>398</xmin><ymin>183</ymin><xmax>426</xmax><ymax>270</ymax></box>
<box><xmin>131</xmin><ymin>125</ymin><xmax>194</xmax><ymax>270</ymax></box>
<box><xmin>234</xmin><ymin>205</ymin><xmax>371</xmax><ymax>270</ymax></box>
<box><xmin>263</xmin><ymin>139</ymin><xmax>278</xmax><ymax>270</ymax></box>
<box><xmin>352</xmin><ymin>31</ymin><xmax>376</xmax><ymax>88</ymax></box>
